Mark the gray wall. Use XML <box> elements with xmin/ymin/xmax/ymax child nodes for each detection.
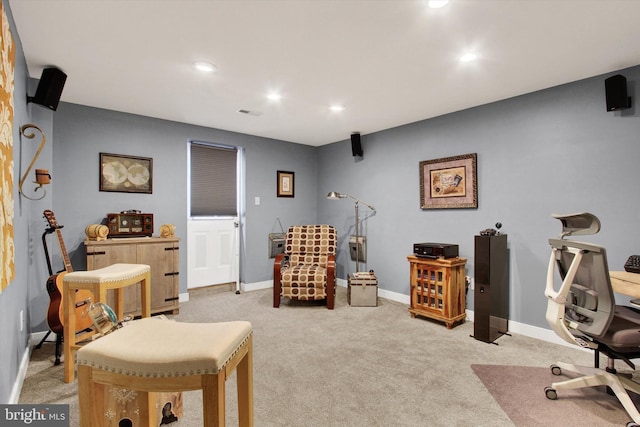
<box><xmin>318</xmin><ymin>65</ymin><xmax>640</xmax><ymax>329</ymax></box>
<box><xmin>0</xmin><ymin>0</ymin><xmax>49</xmax><ymax>403</ymax></box>
<box><xmin>48</xmin><ymin>103</ymin><xmax>318</xmax><ymax>305</ymax></box>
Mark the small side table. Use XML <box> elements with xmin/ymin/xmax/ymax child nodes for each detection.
<box><xmin>62</xmin><ymin>263</ymin><xmax>151</xmax><ymax>383</ymax></box>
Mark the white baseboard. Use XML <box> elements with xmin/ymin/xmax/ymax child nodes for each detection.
<box><xmin>29</xmin><ymin>331</ymin><xmax>50</xmax><ymax>348</ymax></box>
<box><xmin>9</xmin><ymin>345</ymin><xmax>31</xmax><ymax>404</ymax></box>
<box><xmin>505</xmin><ymin>317</ymin><xmax>575</xmax><ymax>347</ymax></box>
<box><xmin>242</xmin><ymin>280</ymin><xmax>272</xmax><ymax>292</ymax></box>
<box><xmin>182</xmin><ymin>281</ymin><xmax>272</xmax><ymax>298</ymax></box>
<box><xmin>179</xmin><ymin>292</ymin><xmax>189</xmax><ymax>303</ymax></box>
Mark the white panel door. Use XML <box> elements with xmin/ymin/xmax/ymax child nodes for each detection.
<box><xmin>187</xmin><ymin>217</ymin><xmax>238</xmax><ymax>289</ymax></box>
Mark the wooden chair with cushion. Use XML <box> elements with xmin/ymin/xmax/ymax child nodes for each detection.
<box><xmin>273</xmin><ymin>224</ymin><xmax>337</xmax><ymax>309</ymax></box>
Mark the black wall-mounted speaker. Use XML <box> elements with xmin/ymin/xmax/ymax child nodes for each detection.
<box><xmin>351</xmin><ymin>133</ymin><xmax>363</xmax><ymax>157</ymax></box>
<box><xmin>605</xmin><ymin>74</ymin><xmax>631</xmax><ymax>111</ymax></box>
<box><xmin>30</xmin><ymin>67</ymin><xmax>67</xmax><ymax>111</ymax></box>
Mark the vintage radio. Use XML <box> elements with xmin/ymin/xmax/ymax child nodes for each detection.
<box><xmin>107</xmin><ymin>212</ymin><xmax>154</xmax><ymax>237</ymax></box>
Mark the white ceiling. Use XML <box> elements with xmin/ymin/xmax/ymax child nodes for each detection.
<box><xmin>9</xmin><ymin>0</ymin><xmax>640</xmax><ymax>146</ymax></box>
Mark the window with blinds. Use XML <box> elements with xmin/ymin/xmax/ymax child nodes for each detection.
<box><xmin>190</xmin><ymin>143</ymin><xmax>237</xmax><ymax>216</ymax></box>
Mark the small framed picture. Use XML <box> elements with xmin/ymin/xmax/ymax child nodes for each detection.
<box><xmin>277</xmin><ymin>170</ymin><xmax>294</xmax><ymax>198</ymax></box>
<box><xmin>100</xmin><ymin>152</ymin><xmax>153</xmax><ymax>194</ymax></box>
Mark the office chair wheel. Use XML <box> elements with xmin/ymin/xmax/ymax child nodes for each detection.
<box><xmin>550</xmin><ymin>364</ymin><xmax>562</xmax><ymax>375</ymax></box>
<box><xmin>544</xmin><ymin>387</ymin><xmax>558</xmax><ymax>400</ymax></box>
<box><xmin>626</xmin><ymin>422</ymin><xmax>639</xmax><ymax>427</ymax></box>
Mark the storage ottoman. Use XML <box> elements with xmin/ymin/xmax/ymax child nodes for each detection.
<box><xmin>348</xmin><ymin>273</ymin><xmax>378</xmax><ymax>307</ymax></box>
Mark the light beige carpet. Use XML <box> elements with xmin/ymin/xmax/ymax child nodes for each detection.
<box><xmin>20</xmin><ymin>286</ymin><xmax>625</xmax><ymax>426</ymax></box>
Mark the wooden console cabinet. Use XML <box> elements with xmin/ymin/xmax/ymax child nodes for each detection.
<box><xmin>407</xmin><ymin>255</ymin><xmax>467</xmax><ymax>329</ymax></box>
<box><xmin>85</xmin><ymin>237</ymin><xmax>180</xmax><ymax>316</ymax></box>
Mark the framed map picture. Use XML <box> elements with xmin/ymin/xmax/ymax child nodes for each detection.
<box><xmin>100</xmin><ymin>153</ymin><xmax>152</xmax><ymax>194</ymax></box>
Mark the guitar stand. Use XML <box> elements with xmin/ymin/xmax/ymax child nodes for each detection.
<box><xmin>34</xmin><ymin>331</ymin><xmax>62</xmax><ymax>365</ymax></box>
<box><xmin>33</xmin><ymin>226</ymin><xmax>62</xmax><ymax>365</ymax></box>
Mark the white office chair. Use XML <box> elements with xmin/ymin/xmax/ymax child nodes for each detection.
<box><xmin>544</xmin><ymin>212</ymin><xmax>640</xmax><ymax>427</ymax></box>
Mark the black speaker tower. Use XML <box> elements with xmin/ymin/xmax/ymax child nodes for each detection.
<box><xmin>351</xmin><ymin>133</ymin><xmax>363</xmax><ymax>157</ymax></box>
<box><xmin>28</xmin><ymin>67</ymin><xmax>67</xmax><ymax>111</ymax></box>
<box><xmin>605</xmin><ymin>74</ymin><xmax>631</xmax><ymax>111</ymax></box>
<box><xmin>473</xmin><ymin>234</ymin><xmax>509</xmax><ymax>344</ymax></box>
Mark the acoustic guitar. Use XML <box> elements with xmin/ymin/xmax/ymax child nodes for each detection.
<box><xmin>43</xmin><ymin>210</ymin><xmax>93</xmax><ymax>335</ymax></box>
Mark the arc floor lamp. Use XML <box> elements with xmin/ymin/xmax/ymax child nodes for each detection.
<box><xmin>326</xmin><ymin>191</ymin><xmax>375</xmax><ymax>273</ymax></box>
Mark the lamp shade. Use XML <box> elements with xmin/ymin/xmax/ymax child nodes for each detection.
<box><xmin>327</xmin><ymin>191</ymin><xmax>347</xmax><ymax>199</ymax></box>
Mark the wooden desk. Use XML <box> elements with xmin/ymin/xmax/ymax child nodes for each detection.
<box><xmin>611</xmin><ymin>271</ymin><xmax>640</xmax><ymax>298</ymax></box>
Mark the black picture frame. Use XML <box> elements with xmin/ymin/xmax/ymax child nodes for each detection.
<box><xmin>277</xmin><ymin>170</ymin><xmax>294</xmax><ymax>198</ymax></box>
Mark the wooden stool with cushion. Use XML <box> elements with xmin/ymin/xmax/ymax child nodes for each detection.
<box><xmin>62</xmin><ymin>263</ymin><xmax>152</xmax><ymax>383</ymax></box>
<box><xmin>76</xmin><ymin>317</ymin><xmax>254</xmax><ymax>427</ymax></box>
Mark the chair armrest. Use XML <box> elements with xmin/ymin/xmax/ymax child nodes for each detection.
<box><xmin>327</xmin><ymin>254</ymin><xmax>336</xmax><ymax>276</ymax></box>
<box><xmin>273</xmin><ymin>253</ymin><xmax>288</xmax><ymax>308</ymax></box>
<box><xmin>273</xmin><ymin>253</ymin><xmax>286</xmax><ymax>280</ymax></box>
<box><xmin>326</xmin><ymin>254</ymin><xmax>336</xmax><ymax>309</ymax></box>
<box><xmin>274</xmin><ymin>253</ymin><xmax>288</xmax><ymax>272</ymax></box>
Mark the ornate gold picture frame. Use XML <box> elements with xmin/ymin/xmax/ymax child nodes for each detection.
<box><xmin>420</xmin><ymin>153</ymin><xmax>477</xmax><ymax>209</ymax></box>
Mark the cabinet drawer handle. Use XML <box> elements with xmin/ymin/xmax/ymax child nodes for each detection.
<box><xmin>164</xmin><ymin>247</ymin><xmax>179</xmax><ymax>251</ymax></box>
<box><xmin>87</xmin><ymin>251</ymin><xmax>106</xmax><ymax>256</ymax></box>
<box><xmin>165</xmin><ymin>296</ymin><xmax>179</xmax><ymax>302</ymax></box>
<box><xmin>164</xmin><ymin>272</ymin><xmax>179</xmax><ymax>276</ymax></box>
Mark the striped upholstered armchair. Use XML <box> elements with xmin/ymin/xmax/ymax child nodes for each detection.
<box><xmin>273</xmin><ymin>225</ymin><xmax>337</xmax><ymax>309</ymax></box>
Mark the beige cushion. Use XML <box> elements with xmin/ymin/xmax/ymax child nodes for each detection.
<box><xmin>76</xmin><ymin>317</ymin><xmax>253</xmax><ymax>377</ymax></box>
<box><xmin>63</xmin><ymin>263</ymin><xmax>150</xmax><ymax>284</ymax></box>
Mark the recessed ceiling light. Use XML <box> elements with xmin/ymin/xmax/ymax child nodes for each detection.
<box><xmin>460</xmin><ymin>52</ymin><xmax>478</xmax><ymax>62</ymax></box>
<box><xmin>267</xmin><ymin>93</ymin><xmax>282</xmax><ymax>101</ymax></box>
<box><xmin>329</xmin><ymin>105</ymin><xmax>345</xmax><ymax>112</ymax></box>
<box><xmin>192</xmin><ymin>61</ymin><xmax>217</xmax><ymax>72</ymax></box>
<box><xmin>428</xmin><ymin>0</ymin><xmax>449</xmax><ymax>8</ymax></box>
